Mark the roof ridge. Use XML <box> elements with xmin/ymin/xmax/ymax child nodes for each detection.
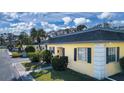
<box><xmin>52</xmin><ymin>29</ymin><xmax>97</xmax><ymax>38</ymax></box>
<box><xmin>51</xmin><ymin>28</ymin><xmax>119</xmax><ymax>38</ymax></box>
<box><xmin>45</xmin><ymin>28</ymin><xmax>124</xmax><ymax>44</ymax></box>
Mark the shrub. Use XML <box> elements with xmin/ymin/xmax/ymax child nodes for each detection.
<box><xmin>59</xmin><ymin>56</ymin><xmax>68</xmax><ymax>69</ymax></box>
<box><xmin>25</xmin><ymin>46</ymin><xmax>35</xmax><ymax>53</ymax></box>
<box><xmin>41</xmin><ymin>50</ymin><xmax>52</xmax><ymax>64</ymax></box>
<box><xmin>29</xmin><ymin>52</ymin><xmax>41</xmax><ymax>62</ymax></box>
<box><xmin>21</xmin><ymin>62</ymin><xmax>41</xmax><ymax>71</ymax></box>
<box><xmin>52</xmin><ymin>56</ymin><xmax>68</xmax><ymax>71</ymax></box>
<box><xmin>51</xmin><ymin>56</ymin><xmax>60</xmax><ymax>70</ymax></box>
<box><xmin>27</xmin><ymin>52</ymin><xmax>36</xmax><ymax>58</ymax></box>
<box><xmin>20</xmin><ymin>51</ymin><xmax>27</xmax><ymax>58</ymax></box>
<box><xmin>119</xmin><ymin>57</ymin><xmax>124</xmax><ymax>71</ymax></box>
<box><xmin>12</xmin><ymin>52</ymin><xmax>20</xmax><ymax>58</ymax></box>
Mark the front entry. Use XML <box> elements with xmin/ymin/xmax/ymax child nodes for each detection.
<box><xmin>93</xmin><ymin>44</ymin><xmax>107</xmax><ymax>80</ymax></box>
<box><xmin>57</xmin><ymin>47</ymin><xmax>65</xmax><ymax>56</ymax></box>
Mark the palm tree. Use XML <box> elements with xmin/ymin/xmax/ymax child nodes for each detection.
<box><xmin>30</xmin><ymin>28</ymin><xmax>37</xmax><ymax>43</ymax></box>
<box><xmin>37</xmin><ymin>29</ymin><xmax>47</xmax><ymax>50</ymax></box>
<box><xmin>30</xmin><ymin>28</ymin><xmax>47</xmax><ymax>50</ymax></box>
<box><xmin>25</xmin><ymin>37</ymin><xmax>32</xmax><ymax>45</ymax></box>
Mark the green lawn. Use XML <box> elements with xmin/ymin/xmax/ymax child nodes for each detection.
<box><xmin>30</xmin><ymin>69</ymin><xmax>97</xmax><ymax>81</ymax></box>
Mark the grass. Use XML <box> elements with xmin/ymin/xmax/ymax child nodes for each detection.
<box><xmin>30</xmin><ymin>69</ymin><xmax>97</xmax><ymax>81</ymax></box>
<box><xmin>21</xmin><ymin>62</ymin><xmax>51</xmax><ymax>71</ymax></box>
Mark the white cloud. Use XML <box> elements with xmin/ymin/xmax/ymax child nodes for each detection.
<box><xmin>62</xmin><ymin>17</ymin><xmax>72</xmax><ymax>25</ymax></box>
<box><xmin>7</xmin><ymin>22</ymin><xmax>36</xmax><ymax>34</ymax></box>
<box><xmin>3</xmin><ymin>12</ymin><xmax>19</xmax><ymax>20</ymax></box>
<box><xmin>97</xmin><ymin>12</ymin><xmax>113</xmax><ymax>19</ymax></box>
<box><xmin>10</xmin><ymin>23</ymin><xmax>17</xmax><ymax>27</ymax></box>
<box><xmin>9</xmin><ymin>13</ymin><xmax>18</xmax><ymax>19</ymax></box>
<box><xmin>73</xmin><ymin>17</ymin><xmax>91</xmax><ymax>26</ymax></box>
<box><xmin>111</xmin><ymin>20</ymin><xmax>124</xmax><ymax>26</ymax></box>
<box><xmin>41</xmin><ymin>22</ymin><xmax>59</xmax><ymax>31</ymax></box>
<box><xmin>0</xmin><ymin>28</ymin><xmax>5</xmax><ymax>33</ymax></box>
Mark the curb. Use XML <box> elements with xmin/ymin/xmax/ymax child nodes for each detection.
<box><xmin>7</xmin><ymin>50</ymin><xmax>12</xmax><ymax>56</ymax></box>
<box><xmin>105</xmin><ymin>77</ymin><xmax>117</xmax><ymax>81</ymax></box>
<box><xmin>13</xmin><ymin>63</ymin><xmax>35</xmax><ymax>81</ymax></box>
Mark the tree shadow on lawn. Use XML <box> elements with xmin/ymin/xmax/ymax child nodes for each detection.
<box><xmin>51</xmin><ymin>69</ymin><xmax>97</xmax><ymax>81</ymax></box>
<box><xmin>30</xmin><ymin>69</ymin><xmax>98</xmax><ymax>81</ymax></box>
<box><xmin>109</xmin><ymin>72</ymin><xmax>124</xmax><ymax>81</ymax></box>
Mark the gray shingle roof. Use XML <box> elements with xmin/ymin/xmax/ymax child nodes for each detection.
<box><xmin>46</xmin><ymin>28</ymin><xmax>124</xmax><ymax>44</ymax></box>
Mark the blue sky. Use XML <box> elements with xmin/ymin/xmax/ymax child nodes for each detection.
<box><xmin>0</xmin><ymin>12</ymin><xmax>124</xmax><ymax>35</ymax></box>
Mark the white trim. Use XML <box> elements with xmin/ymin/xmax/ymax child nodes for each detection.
<box><xmin>93</xmin><ymin>44</ymin><xmax>106</xmax><ymax>80</ymax></box>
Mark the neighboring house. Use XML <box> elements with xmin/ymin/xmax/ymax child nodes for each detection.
<box><xmin>46</xmin><ymin>28</ymin><xmax>124</xmax><ymax>80</ymax></box>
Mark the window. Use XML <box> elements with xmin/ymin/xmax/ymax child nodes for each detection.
<box><xmin>106</xmin><ymin>47</ymin><xmax>119</xmax><ymax>63</ymax></box>
<box><xmin>74</xmin><ymin>48</ymin><xmax>91</xmax><ymax>63</ymax></box>
<box><xmin>49</xmin><ymin>47</ymin><xmax>55</xmax><ymax>54</ymax></box>
<box><xmin>78</xmin><ymin>48</ymin><xmax>87</xmax><ymax>61</ymax></box>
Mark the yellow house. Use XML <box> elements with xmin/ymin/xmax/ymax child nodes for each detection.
<box><xmin>46</xmin><ymin>29</ymin><xmax>124</xmax><ymax>80</ymax></box>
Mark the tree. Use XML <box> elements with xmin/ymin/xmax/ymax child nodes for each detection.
<box><xmin>0</xmin><ymin>36</ymin><xmax>5</xmax><ymax>45</ymax></box>
<box><xmin>30</xmin><ymin>28</ymin><xmax>37</xmax><ymax>43</ymax></box>
<box><xmin>65</xmin><ymin>28</ymin><xmax>70</xmax><ymax>34</ymax></box>
<box><xmin>7</xmin><ymin>33</ymin><xmax>14</xmax><ymax>50</ymax></box>
<box><xmin>37</xmin><ymin>29</ymin><xmax>47</xmax><ymax>50</ymax></box>
<box><xmin>30</xmin><ymin>28</ymin><xmax>47</xmax><ymax>50</ymax></box>
<box><xmin>0</xmin><ymin>34</ymin><xmax>5</xmax><ymax>46</ymax></box>
<box><xmin>41</xmin><ymin>50</ymin><xmax>52</xmax><ymax>64</ymax></box>
<box><xmin>76</xmin><ymin>24</ymin><xmax>87</xmax><ymax>31</ymax></box>
<box><xmin>18</xmin><ymin>32</ymin><xmax>29</xmax><ymax>52</ymax></box>
<box><xmin>103</xmin><ymin>22</ymin><xmax>111</xmax><ymax>28</ymax></box>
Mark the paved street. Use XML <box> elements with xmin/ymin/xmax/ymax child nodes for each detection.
<box><xmin>0</xmin><ymin>49</ymin><xmax>20</xmax><ymax>81</ymax></box>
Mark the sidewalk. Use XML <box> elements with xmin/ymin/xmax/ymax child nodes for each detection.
<box><xmin>13</xmin><ymin>63</ymin><xmax>52</xmax><ymax>80</ymax></box>
<box><xmin>33</xmin><ymin>66</ymin><xmax>52</xmax><ymax>72</ymax></box>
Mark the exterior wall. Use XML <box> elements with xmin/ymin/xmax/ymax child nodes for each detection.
<box><xmin>106</xmin><ymin>62</ymin><xmax>121</xmax><ymax>76</ymax></box>
<box><xmin>104</xmin><ymin>42</ymin><xmax>124</xmax><ymax>76</ymax></box>
<box><xmin>48</xmin><ymin>42</ymin><xmax>124</xmax><ymax>79</ymax></box>
<box><xmin>48</xmin><ymin>43</ymin><xmax>95</xmax><ymax>77</ymax></box>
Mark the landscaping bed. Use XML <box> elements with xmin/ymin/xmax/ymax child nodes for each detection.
<box><xmin>30</xmin><ymin>68</ymin><xmax>97</xmax><ymax>81</ymax></box>
<box><xmin>11</xmin><ymin>52</ymin><xmax>21</xmax><ymax>58</ymax></box>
